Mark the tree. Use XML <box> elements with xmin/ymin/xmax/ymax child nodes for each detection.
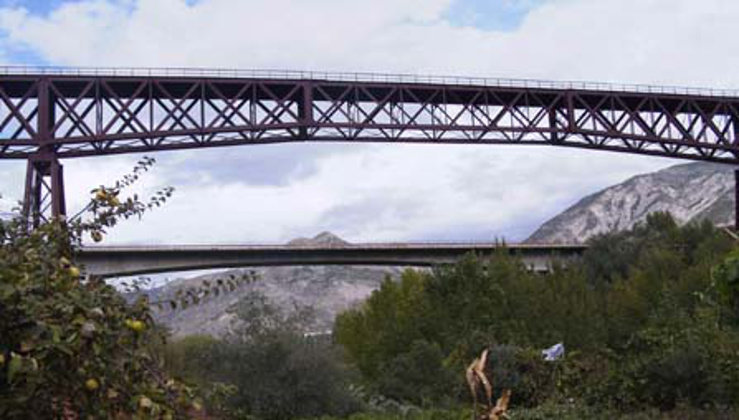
<box><xmin>0</xmin><ymin>158</ymin><xmax>196</xmax><ymax>418</ymax></box>
<box><xmin>168</xmin><ymin>291</ymin><xmax>361</xmax><ymax>420</ymax></box>
<box><xmin>335</xmin><ymin>270</ymin><xmax>431</xmax><ymax>381</ymax></box>
<box><xmin>333</xmin><ymin>214</ymin><xmax>739</xmax><ymax>411</ymax></box>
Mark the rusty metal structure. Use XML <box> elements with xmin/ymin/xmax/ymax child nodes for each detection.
<box><xmin>2</xmin><ymin>67</ymin><xmax>739</xmax><ymax>227</ymax></box>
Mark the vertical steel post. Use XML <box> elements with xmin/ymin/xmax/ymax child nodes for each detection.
<box><xmin>298</xmin><ymin>81</ymin><xmax>313</xmax><ymax>140</ymax></box>
<box><xmin>22</xmin><ymin>77</ymin><xmax>66</xmax><ymax>227</ymax></box>
<box><xmin>548</xmin><ymin>108</ymin><xmax>559</xmax><ymax>143</ymax></box>
<box><xmin>735</xmin><ymin>169</ymin><xmax>739</xmax><ymax>232</ymax></box>
<box><xmin>734</xmin><ymin>116</ymin><xmax>739</xmax><ymax>232</ymax></box>
<box><xmin>566</xmin><ymin>92</ymin><xmax>575</xmax><ymax>135</ymax></box>
<box><xmin>50</xmin><ymin>158</ymin><xmax>66</xmax><ymax>218</ymax></box>
<box><xmin>22</xmin><ymin>159</ymin><xmax>40</xmax><ymax>227</ymax></box>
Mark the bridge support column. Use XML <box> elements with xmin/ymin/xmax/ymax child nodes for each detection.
<box><xmin>735</xmin><ymin>169</ymin><xmax>739</xmax><ymax>232</ymax></box>
<box><xmin>22</xmin><ymin>154</ymin><xmax>66</xmax><ymax>228</ymax></box>
<box><xmin>22</xmin><ymin>76</ymin><xmax>65</xmax><ymax>228</ymax></box>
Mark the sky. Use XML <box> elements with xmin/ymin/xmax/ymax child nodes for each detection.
<box><xmin>0</xmin><ymin>0</ymin><xmax>737</xmax><ymax>245</ymax></box>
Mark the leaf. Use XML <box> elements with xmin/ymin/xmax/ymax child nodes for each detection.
<box><xmin>7</xmin><ymin>354</ymin><xmax>22</xmax><ymax>383</ymax></box>
<box><xmin>51</xmin><ymin>326</ymin><xmax>61</xmax><ymax>343</ymax></box>
<box><xmin>55</xmin><ymin>344</ymin><xmax>73</xmax><ymax>356</ymax></box>
<box><xmin>28</xmin><ymin>357</ymin><xmax>38</xmax><ymax>372</ymax></box>
<box><xmin>0</xmin><ymin>282</ymin><xmax>14</xmax><ymax>299</ymax></box>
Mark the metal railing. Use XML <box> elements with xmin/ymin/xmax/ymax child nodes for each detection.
<box><xmin>1</xmin><ymin>65</ymin><xmax>738</xmax><ymax>98</ymax></box>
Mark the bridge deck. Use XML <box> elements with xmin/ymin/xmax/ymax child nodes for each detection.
<box><xmin>77</xmin><ymin>242</ymin><xmax>587</xmax><ymax>278</ymax></box>
<box><xmin>4</xmin><ymin>66</ymin><xmax>736</xmax><ymax>97</ymax></box>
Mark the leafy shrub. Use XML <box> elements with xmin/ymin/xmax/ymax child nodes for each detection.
<box><xmin>711</xmin><ymin>249</ymin><xmax>739</xmax><ymax>326</ymax></box>
<box><xmin>374</xmin><ymin>340</ymin><xmax>456</xmax><ymax>406</ymax></box>
<box><xmin>310</xmin><ymin>407</ymin><xmax>472</xmax><ymax>420</ymax></box>
<box><xmin>0</xmin><ymin>159</ymin><xmax>195</xmax><ymax>418</ymax></box>
<box><xmin>334</xmin><ymin>212</ymin><xmax>739</xmax><ymax>412</ymax></box>
<box><xmin>166</xmin><ymin>291</ymin><xmax>361</xmax><ymax>420</ymax></box>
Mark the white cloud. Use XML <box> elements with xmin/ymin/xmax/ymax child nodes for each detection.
<box><xmin>0</xmin><ymin>0</ymin><xmax>735</xmax><ymax>244</ymax></box>
<box><xmin>54</xmin><ymin>144</ymin><xmax>671</xmax><ymax>245</ymax></box>
<box><xmin>2</xmin><ymin>0</ymin><xmax>737</xmax><ymax>81</ymax></box>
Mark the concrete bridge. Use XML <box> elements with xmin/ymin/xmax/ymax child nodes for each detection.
<box><xmin>77</xmin><ymin>242</ymin><xmax>587</xmax><ymax>278</ymax></box>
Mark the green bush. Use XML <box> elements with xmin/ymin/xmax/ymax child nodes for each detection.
<box><xmin>711</xmin><ymin>249</ymin><xmax>739</xmax><ymax>326</ymax></box>
<box><xmin>334</xmin><ymin>212</ymin><xmax>739</xmax><ymax>412</ymax></box>
<box><xmin>375</xmin><ymin>340</ymin><xmax>456</xmax><ymax>406</ymax></box>
<box><xmin>310</xmin><ymin>404</ymin><xmax>739</xmax><ymax>420</ymax></box>
<box><xmin>0</xmin><ymin>159</ymin><xmax>194</xmax><ymax>418</ymax></box>
<box><xmin>165</xmin><ymin>291</ymin><xmax>361</xmax><ymax>420</ymax></box>
<box><xmin>164</xmin><ymin>334</ymin><xmax>221</xmax><ymax>385</ymax></box>
<box><xmin>309</xmin><ymin>407</ymin><xmax>471</xmax><ymax>420</ymax></box>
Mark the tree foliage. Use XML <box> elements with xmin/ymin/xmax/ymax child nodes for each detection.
<box><xmin>334</xmin><ymin>213</ymin><xmax>739</xmax><ymax>411</ymax></box>
<box><xmin>0</xmin><ymin>158</ymin><xmax>198</xmax><ymax>418</ymax></box>
<box><xmin>165</xmin><ymin>291</ymin><xmax>361</xmax><ymax>420</ymax></box>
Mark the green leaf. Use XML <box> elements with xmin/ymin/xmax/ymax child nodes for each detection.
<box><xmin>7</xmin><ymin>354</ymin><xmax>22</xmax><ymax>383</ymax></box>
<box><xmin>0</xmin><ymin>282</ymin><xmax>14</xmax><ymax>299</ymax></box>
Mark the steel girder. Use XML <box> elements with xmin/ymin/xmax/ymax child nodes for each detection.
<box><xmin>1</xmin><ymin>75</ymin><xmax>739</xmax><ymax>162</ymax></box>
<box><xmin>2</xmin><ymin>74</ymin><xmax>739</xmax><ymax>227</ymax></box>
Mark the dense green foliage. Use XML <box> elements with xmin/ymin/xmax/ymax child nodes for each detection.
<box><xmin>335</xmin><ymin>213</ymin><xmax>739</xmax><ymax>413</ymax></box>
<box><xmin>164</xmin><ymin>291</ymin><xmax>361</xmax><ymax>420</ymax></box>
<box><xmin>311</xmin><ymin>404</ymin><xmax>739</xmax><ymax>420</ymax></box>
<box><xmin>0</xmin><ymin>159</ymin><xmax>198</xmax><ymax>418</ymax></box>
<box><xmin>9</xmin><ymin>165</ymin><xmax>736</xmax><ymax>420</ymax></box>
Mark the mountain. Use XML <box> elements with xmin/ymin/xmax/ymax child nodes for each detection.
<box><xmin>526</xmin><ymin>162</ymin><xmax>735</xmax><ymax>244</ymax></box>
<box><xmin>151</xmin><ymin>163</ymin><xmax>736</xmax><ymax>336</ymax></box>
<box><xmin>287</xmin><ymin>231</ymin><xmax>349</xmax><ymax>247</ymax></box>
<box><xmin>149</xmin><ymin>232</ymin><xmax>403</xmax><ymax>337</ymax></box>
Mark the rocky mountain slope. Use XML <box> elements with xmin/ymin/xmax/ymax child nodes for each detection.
<box><xmin>149</xmin><ymin>232</ymin><xmax>403</xmax><ymax>337</ymax></box>
<box><xmin>151</xmin><ymin>162</ymin><xmax>736</xmax><ymax>337</ymax></box>
<box><xmin>527</xmin><ymin>162</ymin><xmax>735</xmax><ymax>244</ymax></box>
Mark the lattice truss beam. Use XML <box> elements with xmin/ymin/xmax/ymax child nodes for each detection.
<box><xmin>1</xmin><ymin>76</ymin><xmax>739</xmax><ymax>163</ymax></box>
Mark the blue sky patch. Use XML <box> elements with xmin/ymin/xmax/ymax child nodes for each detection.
<box><xmin>445</xmin><ymin>0</ymin><xmax>547</xmax><ymax>31</ymax></box>
<box><xmin>0</xmin><ymin>38</ymin><xmax>49</xmax><ymax>66</ymax></box>
<box><xmin>0</xmin><ymin>0</ymin><xmax>69</xmax><ymax>15</ymax></box>
<box><xmin>0</xmin><ymin>0</ymin><xmax>136</xmax><ymax>16</ymax></box>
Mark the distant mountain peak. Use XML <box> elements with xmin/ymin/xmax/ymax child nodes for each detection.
<box><xmin>526</xmin><ymin>162</ymin><xmax>735</xmax><ymax>244</ymax></box>
<box><xmin>287</xmin><ymin>231</ymin><xmax>350</xmax><ymax>247</ymax></box>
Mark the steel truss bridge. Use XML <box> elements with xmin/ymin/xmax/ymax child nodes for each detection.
<box><xmin>1</xmin><ymin>67</ymin><xmax>739</xmax><ymax>228</ymax></box>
